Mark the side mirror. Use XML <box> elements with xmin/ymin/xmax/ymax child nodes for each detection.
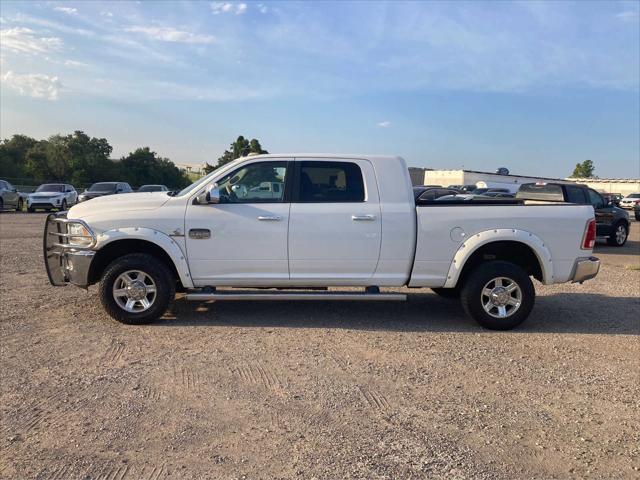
<box><xmin>196</xmin><ymin>183</ymin><xmax>220</xmax><ymax>205</ymax></box>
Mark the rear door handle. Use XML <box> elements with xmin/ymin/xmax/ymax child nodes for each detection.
<box><xmin>257</xmin><ymin>216</ymin><xmax>282</xmax><ymax>221</ymax></box>
<box><xmin>351</xmin><ymin>215</ymin><xmax>376</xmax><ymax>221</ymax></box>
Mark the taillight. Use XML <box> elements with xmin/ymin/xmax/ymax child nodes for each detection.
<box><xmin>582</xmin><ymin>218</ymin><xmax>596</xmax><ymax>250</ymax></box>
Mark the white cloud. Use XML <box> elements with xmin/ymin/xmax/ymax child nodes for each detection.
<box><xmin>64</xmin><ymin>59</ymin><xmax>88</xmax><ymax>67</ymax></box>
<box><xmin>53</xmin><ymin>7</ymin><xmax>78</xmax><ymax>15</ymax></box>
<box><xmin>257</xmin><ymin>4</ymin><xmax>268</xmax><ymax>14</ymax></box>
<box><xmin>100</xmin><ymin>11</ymin><xmax>114</xmax><ymax>18</ymax></box>
<box><xmin>126</xmin><ymin>26</ymin><xmax>215</xmax><ymax>44</ymax></box>
<box><xmin>211</xmin><ymin>2</ymin><xmax>248</xmax><ymax>15</ymax></box>
<box><xmin>377</xmin><ymin>121</ymin><xmax>391</xmax><ymax>128</ymax></box>
<box><xmin>1</xmin><ymin>71</ymin><xmax>62</xmax><ymax>100</ymax></box>
<box><xmin>616</xmin><ymin>10</ymin><xmax>639</xmax><ymax>22</ymax></box>
<box><xmin>0</xmin><ymin>27</ymin><xmax>63</xmax><ymax>55</ymax></box>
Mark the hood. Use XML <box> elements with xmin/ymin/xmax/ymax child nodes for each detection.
<box><xmin>69</xmin><ymin>192</ymin><xmax>170</xmax><ymax>218</ymax></box>
<box><xmin>80</xmin><ymin>191</ymin><xmax>113</xmax><ymax>198</ymax></box>
<box><xmin>30</xmin><ymin>192</ymin><xmax>64</xmax><ymax>197</ymax></box>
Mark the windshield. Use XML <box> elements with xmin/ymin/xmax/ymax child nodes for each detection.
<box><xmin>88</xmin><ymin>182</ymin><xmax>117</xmax><ymax>192</ymax></box>
<box><xmin>139</xmin><ymin>185</ymin><xmax>164</xmax><ymax>192</ymax></box>
<box><xmin>36</xmin><ymin>184</ymin><xmax>64</xmax><ymax>193</ymax></box>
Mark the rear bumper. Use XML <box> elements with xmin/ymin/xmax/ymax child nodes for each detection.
<box><xmin>571</xmin><ymin>256</ymin><xmax>600</xmax><ymax>283</ymax></box>
<box><xmin>44</xmin><ymin>213</ymin><xmax>96</xmax><ymax>288</ymax></box>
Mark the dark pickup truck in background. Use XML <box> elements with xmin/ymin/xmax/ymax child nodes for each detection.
<box><xmin>516</xmin><ymin>183</ymin><xmax>630</xmax><ymax>247</ymax></box>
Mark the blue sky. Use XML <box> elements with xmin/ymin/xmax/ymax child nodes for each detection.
<box><xmin>1</xmin><ymin>1</ymin><xmax>639</xmax><ymax>178</ymax></box>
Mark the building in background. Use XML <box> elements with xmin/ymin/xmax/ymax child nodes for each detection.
<box><xmin>413</xmin><ymin>168</ymin><xmax>640</xmax><ymax>196</ymax></box>
<box><xmin>421</xmin><ymin>169</ymin><xmax>573</xmax><ymax>192</ymax></box>
<box><xmin>565</xmin><ymin>178</ymin><xmax>640</xmax><ymax>197</ymax></box>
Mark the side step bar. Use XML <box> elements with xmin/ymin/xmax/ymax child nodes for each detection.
<box><xmin>185</xmin><ymin>290</ymin><xmax>406</xmax><ymax>302</ymax></box>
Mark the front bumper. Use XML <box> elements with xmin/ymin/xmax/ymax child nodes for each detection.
<box><xmin>571</xmin><ymin>256</ymin><xmax>600</xmax><ymax>283</ymax></box>
<box><xmin>44</xmin><ymin>213</ymin><xmax>96</xmax><ymax>287</ymax></box>
<box><xmin>29</xmin><ymin>197</ymin><xmax>64</xmax><ymax>208</ymax></box>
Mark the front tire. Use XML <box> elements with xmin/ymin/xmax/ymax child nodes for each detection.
<box><xmin>460</xmin><ymin>261</ymin><xmax>535</xmax><ymax>330</ymax></box>
<box><xmin>60</xmin><ymin>199</ymin><xmax>67</xmax><ymax>211</ymax></box>
<box><xmin>17</xmin><ymin>198</ymin><xmax>23</xmax><ymax>211</ymax></box>
<box><xmin>99</xmin><ymin>253</ymin><xmax>175</xmax><ymax>325</ymax></box>
<box><xmin>607</xmin><ymin>222</ymin><xmax>628</xmax><ymax>247</ymax></box>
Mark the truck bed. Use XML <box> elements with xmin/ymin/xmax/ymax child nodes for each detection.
<box><xmin>410</xmin><ymin>202</ymin><xmax>594</xmax><ymax>287</ymax></box>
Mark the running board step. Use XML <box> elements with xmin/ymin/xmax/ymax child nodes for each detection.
<box><xmin>185</xmin><ymin>291</ymin><xmax>406</xmax><ymax>302</ymax></box>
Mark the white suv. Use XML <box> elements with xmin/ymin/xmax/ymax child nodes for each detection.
<box><xmin>28</xmin><ymin>183</ymin><xmax>77</xmax><ymax>212</ymax></box>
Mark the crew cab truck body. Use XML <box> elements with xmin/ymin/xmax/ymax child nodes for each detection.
<box><xmin>44</xmin><ymin>154</ymin><xmax>600</xmax><ymax>330</ymax></box>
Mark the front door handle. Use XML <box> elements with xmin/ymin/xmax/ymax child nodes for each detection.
<box><xmin>351</xmin><ymin>215</ymin><xmax>376</xmax><ymax>221</ymax></box>
<box><xmin>257</xmin><ymin>216</ymin><xmax>282</xmax><ymax>221</ymax></box>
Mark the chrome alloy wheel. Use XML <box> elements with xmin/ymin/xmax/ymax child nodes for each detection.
<box><xmin>112</xmin><ymin>270</ymin><xmax>157</xmax><ymax>313</ymax></box>
<box><xmin>481</xmin><ymin>276</ymin><xmax>522</xmax><ymax>319</ymax></box>
<box><xmin>615</xmin><ymin>225</ymin><xmax>627</xmax><ymax>245</ymax></box>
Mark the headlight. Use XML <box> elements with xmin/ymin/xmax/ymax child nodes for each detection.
<box><xmin>67</xmin><ymin>222</ymin><xmax>94</xmax><ymax>247</ymax></box>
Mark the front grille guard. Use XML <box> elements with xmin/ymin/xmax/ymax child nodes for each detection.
<box><xmin>43</xmin><ymin>212</ymin><xmax>96</xmax><ymax>286</ymax></box>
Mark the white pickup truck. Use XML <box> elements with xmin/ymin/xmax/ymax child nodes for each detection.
<box><xmin>44</xmin><ymin>154</ymin><xmax>600</xmax><ymax>330</ymax></box>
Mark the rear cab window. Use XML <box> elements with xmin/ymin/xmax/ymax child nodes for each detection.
<box><xmin>296</xmin><ymin>161</ymin><xmax>365</xmax><ymax>203</ymax></box>
<box><xmin>516</xmin><ymin>183</ymin><xmax>565</xmax><ymax>202</ymax></box>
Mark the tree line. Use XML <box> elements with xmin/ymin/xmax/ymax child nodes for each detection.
<box><xmin>0</xmin><ymin>131</ymin><xmax>192</xmax><ymax>189</ymax></box>
<box><xmin>203</xmin><ymin>135</ymin><xmax>268</xmax><ymax>174</ymax></box>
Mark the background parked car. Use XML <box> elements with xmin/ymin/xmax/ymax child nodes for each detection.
<box><xmin>137</xmin><ymin>184</ymin><xmax>169</xmax><ymax>192</ymax></box>
<box><xmin>619</xmin><ymin>193</ymin><xmax>640</xmax><ymax>209</ymax></box>
<box><xmin>447</xmin><ymin>184</ymin><xmax>477</xmax><ymax>192</ymax></box>
<box><xmin>0</xmin><ymin>179</ymin><xmax>23</xmax><ymax>211</ymax></box>
<box><xmin>78</xmin><ymin>182</ymin><xmax>133</xmax><ymax>202</ymax></box>
<box><xmin>479</xmin><ymin>191</ymin><xmax>516</xmax><ymax>198</ymax></box>
<box><xmin>516</xmin><ymin>182</ymin><xmax>630</xmax><ymax>246</ymax></box>
<box><xmin>27</xmin><ymin>183</ymin><xmax>77</xmax><ymax>212</ymax></box>
<box><xmin>412</xmin><ymin>186</ymin><xmax>460</xmax><ymax>201</ymax></box>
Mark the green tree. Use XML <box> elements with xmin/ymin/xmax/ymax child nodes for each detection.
<box><xmin>570</xmin><ymin>160</ymin><xmax>596</xmax><ymax>178</ymax></box>
<box><xmin>204</xmin><ymin>135</ymin><xmax>269</xmax><ymax>173</ymax></box>
<box><xmin>0</xmin><ymin>134</ymin><xmax>37</xmax><ymax>179</ymax></box>
<box><xmin>118</xmin><ymin>147</ymin><xmax>191</xmax><ymax>189</ymax></box>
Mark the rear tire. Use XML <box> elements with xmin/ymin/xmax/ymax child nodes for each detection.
<box><xmin>460</xmin><ymin>261</ymin><xmax>535</xmax><ymax>330</ymax></box>
<box><xmin>17</xmin><ymin>198</ymin><xmax>23</xmax><ymax>211</ymax></box>
<box><xmin>431</xmin><ymin>287</ymin><xmax>460</xmax><ymax>299</ymax></box>
<box><xmin>99</xmin><ymin>253</ymin><xmax>175</xmax><ymax>325</ymax></box>
<box><xmin>27</xmin><ymin>207</ymin><xmax>35</xmax><ymax>213</ymax></box>
<box><xmin>607</xmin><ymin>222</ymin><xmax>628</xmax><ymax>247</ymax></box>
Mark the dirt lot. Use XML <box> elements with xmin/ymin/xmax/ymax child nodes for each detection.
<box><xmin>1</xmin><ymin>213</ymin><xmax>638</xmax><ymax>479</ymax></box>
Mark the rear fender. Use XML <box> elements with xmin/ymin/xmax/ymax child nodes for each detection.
<box><xmin>444</xmin><ymin>229</ymin><xmax>553</xmax><ymax>288</ymax></box>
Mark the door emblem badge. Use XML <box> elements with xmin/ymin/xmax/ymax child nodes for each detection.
<box><xmin>189</xmin><ymin>229</ymin><xmax>211</xmax><ymax>239</ymax></box>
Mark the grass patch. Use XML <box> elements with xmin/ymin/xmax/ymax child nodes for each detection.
<box><xmin>626</xmin><ymin>264</ymin><xmax>640</xmax><ymax>271</ymax></box>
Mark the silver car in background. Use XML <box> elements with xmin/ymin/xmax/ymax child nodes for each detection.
<box><xmin>0</xmin><ymin>179</ymin><xmax>24</xmax><ymax>211</ymax></box>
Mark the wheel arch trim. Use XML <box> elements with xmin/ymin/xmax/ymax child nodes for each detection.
<box><xmin>444</xmin><ymin>229</ymin><xmax>553</xmax><ymax>288</ymax></box>
<box><xmin>94</xmin><ymin>228</ymin><xmax>194</xmax><ymax>288</ymax></box>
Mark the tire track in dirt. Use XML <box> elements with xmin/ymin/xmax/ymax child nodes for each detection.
<box><xmin>358</xmin><ymin>386</ymin><xmax>391</xmax><ymax>411</ymax></box>
<box><xmin>325</xmin><ymin>346</ymin><xmax>350</xmax><ymax>371</ymax></box>
<box><xmin>230</xmin><ymin>363</ymin><xmax>282</xmax><ymax>390</ymax></box>
<box><xmin>103</xmin><ymin>341</ymin><xmax>126</xmax><ymax>364</ymax></box>
<box><xmin>0</xmin><ymin>390</ymin><xmax>70</xmax><ymax>437</ymax></box>
<box><xmin>172</xmin><ymin>366</ymin><xmax>203</xmax><ymax>392</ymax></box>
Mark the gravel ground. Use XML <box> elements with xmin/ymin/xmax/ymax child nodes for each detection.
<box><xmin>1</xmin><ymin>213</ymin><xmax>638</xmax><ymax>479</ymax></box>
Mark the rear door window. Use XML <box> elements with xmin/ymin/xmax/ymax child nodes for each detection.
<box><xmin>566</xmin><ymin>185</ymin><xmax>587</xmax><ymax>204</ymax></box>
<box><xmin>297</xmin><ymin>161</ymin><xmax>365</xmax><ymax>203</ymax></box>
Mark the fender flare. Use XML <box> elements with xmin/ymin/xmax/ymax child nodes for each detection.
<box><xmin>94</xmin><ymin>227</ymin><xmax>194</xmax><ymax>288</ymax></box>
<box><xmin>443</xmin><ymin>228</ymin><xmax>553</xmax><ymax>288</ymax></box>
